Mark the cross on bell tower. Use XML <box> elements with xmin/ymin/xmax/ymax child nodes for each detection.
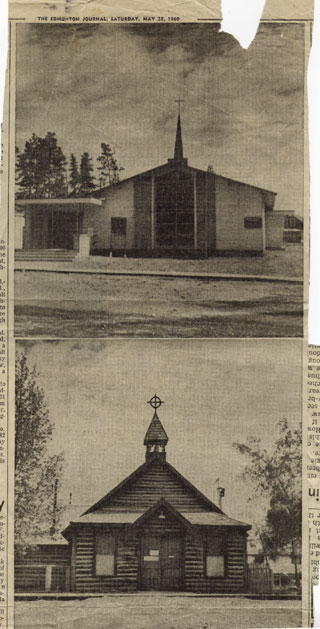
<box><xmin>144</xmin><ymin>395</ymin><xmax>168</xmax><ymax>462</ymax></box>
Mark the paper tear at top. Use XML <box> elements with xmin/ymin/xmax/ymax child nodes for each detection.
<box><xmin>220</xmin><ymin>0</ymin><xmax>266</xmax><ymax>49</ymax></box>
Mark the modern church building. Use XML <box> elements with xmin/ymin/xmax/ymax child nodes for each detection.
<box><xmin>15</xmin><ymin>116</ymin><xmax>283</xmax><ymax>258</ymax></box>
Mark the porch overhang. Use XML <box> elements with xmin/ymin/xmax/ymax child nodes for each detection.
<box><xmin>61</xmin><ymin>500</ymin><xmax>251</xmax><ymax>540</ymax></box>
<box><xmin>15</xmin><ymin>198</ymin><xmax>102</xmax><ymax>211</ymax></box>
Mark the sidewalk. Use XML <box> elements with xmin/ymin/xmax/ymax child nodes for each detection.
<box><xmin>15</xmin><ymin>262</ymin><xmax>303</xmax><ymax>285</ymax></box>
<box><xmin>15</xmin><ymin>591</ymin><xmax>301</xmax><ymax>601</ymax></box>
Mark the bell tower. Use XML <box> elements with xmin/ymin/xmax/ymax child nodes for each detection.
<box><xmin>144</xmin><ymin>395</ymin><xmax>168</xmax><ymax>461</ymax></box>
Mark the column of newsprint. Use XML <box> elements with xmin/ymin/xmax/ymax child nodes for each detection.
<box><xmin>0</xmin><ymin>216</ymin><xmax>7</xmax><ymax>623</ymax></box>
<box><xmin>306</xmin><ymin>345</ymin><xmax>320</xmax><ymax>625</ymax></box>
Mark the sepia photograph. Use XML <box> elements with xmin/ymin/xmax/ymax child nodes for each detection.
<box><xmin>14</xmin><ymin>339</ymin><xmax>302</xmax><ymax>628</ymax></box>
<box><xmin>14</xmin><ymin>22</ymin><xmax>305</xmax><ymax>338</ymax></box>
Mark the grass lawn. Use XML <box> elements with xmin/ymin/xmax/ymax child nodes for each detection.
<box><xmin>64</xmin><ymin>243</ymin><xmax>304</xmax><ymax>278</ymax></box>
<box><xmin>15</xmin><ymin>243</ymin><xmax>304</xmax><ymax>278</ymax></box>
<box><xmin>14</xmin><ymin>244</ymin><xmax>304</xmax><ymax>338</ymax></box>
<box><xmin>14</xmin><ymin>273</ymin><xmax>303</xmax><ymax>338</ymax></box>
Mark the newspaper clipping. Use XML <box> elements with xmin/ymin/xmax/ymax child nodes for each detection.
<box><xmin>1</xmin><ymin>0</ymin><xmax>316</xmax><ymax>627</ymax></box>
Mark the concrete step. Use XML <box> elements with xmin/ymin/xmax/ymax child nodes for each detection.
<box><xmin>15</xmin><ymin>249</ymin><xmax>77</xmax><ymax>262</ymax></box>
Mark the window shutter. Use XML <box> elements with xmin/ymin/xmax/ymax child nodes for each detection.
<box><xmin>95</xmin><ymin>532</ymin><xmax>116</xmax><ymax>576</ymax></box>
<box><xmin>206</xmin><ymin>536</ymin><xmax>225</xmax><ymax>578</ymax></box>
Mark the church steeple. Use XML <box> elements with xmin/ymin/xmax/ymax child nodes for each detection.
<box><xmin>168</xmin><ymin>111</ymin><xmax>188</xmax><ymax>167</ymax></box>
<box><xmin>174</xmin><ymin>114</ymin><xmax>184</xmax><ymax>162</ymax></box>
<box><xmin>144</xmin><ymin>395</ymin><xmax>168</xmax><ymax>461</ymax></box>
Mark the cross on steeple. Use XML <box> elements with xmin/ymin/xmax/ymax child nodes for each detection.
<box><xmin>175</xmin><ymin>98</ymin><xmax>185</xmax><ymax>115</ymax></box>
<box><xmin>167</xmin><ymin>104</ymin><xmax>188</xmax><ymax>166</ymax></box>
<box><xmin>144</xmin><ymin>395</ymin><xmax>168</xmax><ymax>462</ymax></box>
<box><xmin>147</xmin><ymin>394</ymin><xmax>164</xmax><ymax>410</ymax></box>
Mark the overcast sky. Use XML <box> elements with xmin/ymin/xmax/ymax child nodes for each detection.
<box><xmin>16</xmin><ymin>22</ymin><xmax>306</xmax><ymax>213</ymax></box>
<box><xmin>17</xmin><ymin>339</ymin><xmax>302</xmax><ymax>529</ymax></box>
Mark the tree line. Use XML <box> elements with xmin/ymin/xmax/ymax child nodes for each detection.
<box><xmin>15</xmin><ymin>132</ymin><xmax>124</xmax><ymax>199</ymax></box>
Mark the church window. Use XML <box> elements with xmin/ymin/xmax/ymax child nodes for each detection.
<box><xmin>244</xmin><ymin>217</ymin><xmax>262</xmax><ymax>229</ymax></box>
<box><xmin>111</xmin><ymin>217</ymin><xmax>127</xmax><ymax>235</ymax></box>
<box><xmin>95</xmin><ymin>531</ymin><xmax>116</xmax><ymax>576</ymax></box>
<box><xmin>205</xmin><ymin>536</ymin><xmax>226</xmax><ymax>578</ymax></box>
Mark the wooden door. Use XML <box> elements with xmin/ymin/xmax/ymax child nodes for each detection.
<box><xmin>161</xmin><ymin>536</ymin><xmax>183</xmax><ymax>590</ymax></box>
<box><xmin>140</xmin><ymin>535</ymin><xmax>161</xmax><ymax>590</ymax></box>
<box><xmin>140</xmin><ymin>534</ymin><xmax>183</xmax><ymax>591</ymax></box>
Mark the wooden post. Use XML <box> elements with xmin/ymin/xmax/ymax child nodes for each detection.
<box><xmin>76</xmin><ymin>206</ymin><xmax>79</xmax><ymax>251</ymax></box>
<box><xmin>70</xmin><ymin>534</ymin><xmax>77</xmax><ymax>592</ymax></box>
<box><xmin>193</xmin><ymin>173</ymin><xmax>198</xmax><ymax>251</ymax></box>
<box><xmin>65</xmin><ymin>567</ymin><xmax>71</xmax><ymax>592</ymax></box>
<box><xmin>51</xmin><ymin>208</ymin><xmax>54</xmax><ymax>249</ymax></box>
<box><xmin>151</xmin><ymin>174</ymin><xmax>155</xmax><ymax>250</ymax></box>
<box><xmin>204</xmin><ymin>176</ymin><xmax>208</xmax><ymax>257</ymax></box>
<box><xmin>45</xmin><ymin>565</ymin><xmax>53</xmax><ymax>592</ymax></box>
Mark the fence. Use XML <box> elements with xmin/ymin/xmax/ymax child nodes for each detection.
<box><xmin>15</xmin><ymin>564</ymin><xmax>70</xmax><ymax>593</ymax></box>
<box><xmin>247</xmin><ymin>563</ymin><xmax>274</xmax><ymax>595</ymax></box>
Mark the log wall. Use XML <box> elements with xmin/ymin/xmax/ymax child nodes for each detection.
<box><xmin>71</xmin><ymin>525</ymin><xmax>248</xmax><ymax>594</ymax></box>
<box><xmin>72</xmin><ymin>527</ymin><xmax>139</xmax><ymax>593</ymax></box>
<box><xmin>184</xmin><ymin>531</ymin><xmax>247</xmax><ymax>593</ymax></box>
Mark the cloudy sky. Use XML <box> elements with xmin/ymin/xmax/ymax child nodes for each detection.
<box><xmin>17</xmin><ymin>339</ymin><xmax>302</xmax><ymax>528</ymax></box>
<box><xmin>16</xmin><ymin>22</ymin><xmax>306</xmax><ymax>213</ymax></box>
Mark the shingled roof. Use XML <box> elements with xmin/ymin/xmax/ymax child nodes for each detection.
<box><xmin>144</xmin><ymin>411</ymin><xmax>168</xmax><ymax>445</ymax></box>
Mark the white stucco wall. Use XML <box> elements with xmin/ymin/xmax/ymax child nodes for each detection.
<box><xmin>15</xmin><ymin>214</ymin><xmax>25</xmax><ymax>249</ymax></box>
<box><xmin>265</xmin><ymin>211</ymin><xmax>287</xmax><ymax>249</ymax></box>
<box><xmin>215</xmin><ymin>177</ymin><xmax>266</xmax><ymax>253</ymax></box>
<box><xmin>82</xmin><ymin>205</ymin><xmax>108</xmax><ymax>250</ymax></box>
<box><xmin>82</xmin><ymin>180</ymin><xmax>135</xmax><ymax>251</ymax></box>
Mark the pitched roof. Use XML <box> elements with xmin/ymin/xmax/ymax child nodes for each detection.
<box><xmin>94</xmin><ymin>161</ymin><xmax>276</xmax><ymax>198</ymax></box>
<box><xmin>62</xmin><ymin>502</ymin><xmax>250</xmax><ymax>535</ymax></box>
<box><xmin>82</xmin><ymin>456</ymin><xmax>223</xmax><ymax>516</ymax></box>
<box><xmin>144</xmin><ymin>411</ymin><xmax>168</xmax><ymax>445</ymax></box>
<box><xmin>182</xmin><ymin>512</ymin><xmax>250</xmax><ymax>529</ymax></box>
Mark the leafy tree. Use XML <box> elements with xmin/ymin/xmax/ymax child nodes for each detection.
<box><xmin>16</xmin><ymin>132</ymin><xmax>67</xmax><ymax>199</ymax></box>
<box><xmin>79</xmin><ymin>152</ymin><xmax>96</xmax><ymax>195</ymax></box>
<box><xmin>68</xmin><ymin>153</ymin><xmax>80</xmax><ymax>197</ymax></box>
<box><xmin>97</xmin><ymin>143</ymin><xmax>124</xmax><ymax>188</ymax></box>
<box><xmin>15</xmin><ymin>352</ymin><xmax>64</xmax><ymax>554</ymax></box>
<box><xmin>233</xmin><ymin>418</ymin><xmax>302</xmax><ymax>587</ymax></box>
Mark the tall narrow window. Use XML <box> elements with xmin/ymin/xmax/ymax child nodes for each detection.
<box><xmin>95</xmin><ymin>532</ymin><xmax>116</xmax><ymax>576</ymax></box>
<box><xmin>206</xmin><ymin>536</ymin><xmax>225</xmax><ymax>578</ymax></box>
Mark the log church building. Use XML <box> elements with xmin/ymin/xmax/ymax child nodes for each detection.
<box><xmin>15</xmin><ymin>396</ymin><xmax>251</xmax><ymax>594</ymax></box>
<box><xmin>15</xmin><ymin>116</ymin><xmax>284</xmax><ymax>259</ymax></box>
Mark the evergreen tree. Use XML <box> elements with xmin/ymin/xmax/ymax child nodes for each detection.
<box><xmin>79</xmin><ymin>152</ymin><xmax>96</xmax><ymax>196</ymax></box>
<box><xmin>15</xmin><ymin>352</ymin><xmax>64</xmax><ymax>553</ymax></box>
<box><xmin>68</xmin><ymin>153</ymin><xmax>80</xmax><ymax>197</ymax></box>
<box><xmin>16</xmin><ymin>132</ymin><xmax>67</xmax><ymax>199</ymax></box>
<box><xmin>97</xmin><ymin>143</ymin><xmax>124</xmax><ymax>188</ymax></box>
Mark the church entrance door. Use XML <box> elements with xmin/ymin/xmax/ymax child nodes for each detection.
<box><xmin>155</xmin><ymin>170</ymin><xmax>194</xmax><ymax>253</ymax></box>
<box><xmin>51</xmin><ymin>211</ymin><xmax>77</xmax><ymax>250</ymax></box>
<box><xmin>140</xmin><ymin>533</ymin><xmax>183</xmax><ymax>591</ymax></box>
